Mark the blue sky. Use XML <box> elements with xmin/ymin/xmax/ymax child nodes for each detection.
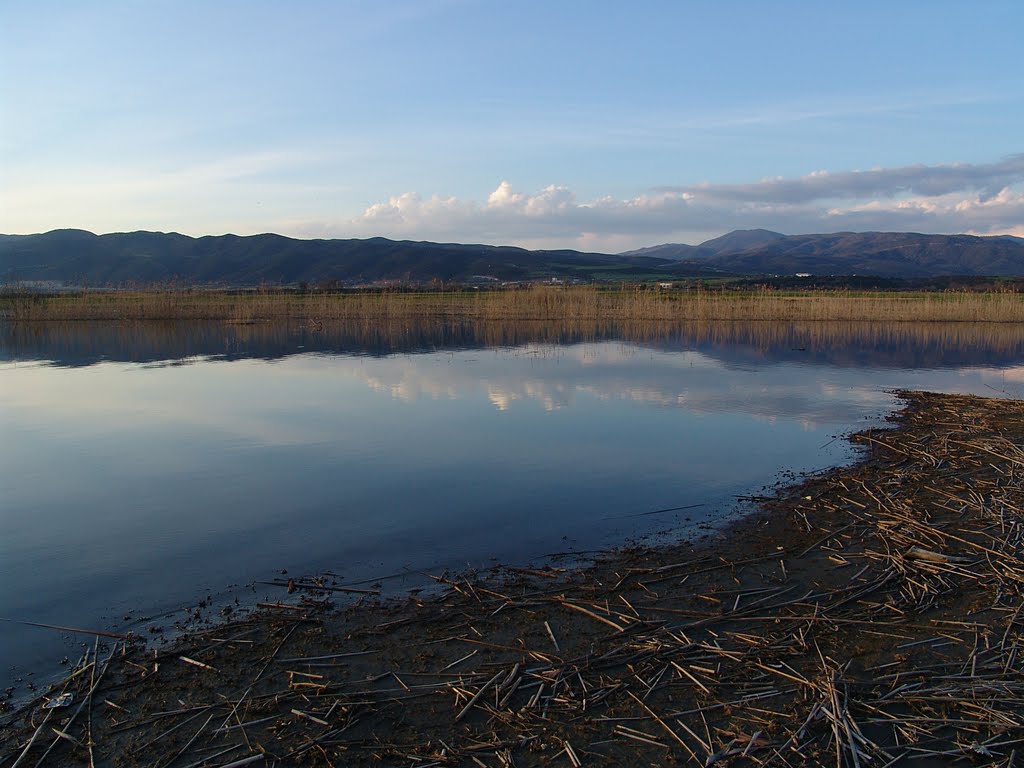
<box><xmin>2</xmin><ymin>0</ymin><xmax>1022</xmax><ymax>250</ymax></box>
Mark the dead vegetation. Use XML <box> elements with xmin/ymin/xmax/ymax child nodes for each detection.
<box><xmin>4</xmin><ymin>285</ymin><xmax>1023</xmax><ymax>324</ymax></box>
<box><xmin>2</xmin><ymin>391</ymin><xmax>1023</xmax><ymax>767</ymax></box>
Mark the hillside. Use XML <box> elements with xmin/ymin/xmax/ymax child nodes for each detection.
<box><xmin>622</xmin><ymin>229</ymin><xmax>785</xmax><ymax>260</ymax></box>
<box><xmin>630</xmin><ymin>231</ymin><xmax>1024</xmax><ymax>278</ymax></box>
<box><xmin>0</xmin><ymin>229</ymin><xmax>710</xmax><ymax>287</ymax></box>
<box><xmin>704</xmin><ymin>231</ymin><xmax>1024</xmax><ymax>277</ymax></box>
<box><xmin>1</xmin><ymin>228</ymin><xmax>1023</xmax><ymax>287</ymax></box>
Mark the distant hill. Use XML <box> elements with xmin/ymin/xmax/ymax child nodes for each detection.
<box><xmin>0</xmin><ymin>229</ymin><xmax>720</xmax><ymax>287</ymax></box>
<box><xmin>617</xmin><ymin>242</ymin><xmax>707</xmax><ymax>260</ymax></box>
<box><xmin>703</xmin><ymin>232</ymin><xmax>1024</xmax><ymax>278</ymax></box>
<box><xmin>1</xmin><ymin>228</ymin><xmax>1023</xmax><ymax>286</ymax></box>
<box><xmin>697</xmin><ymin>228</ymin><xmax>787</xmax><ymax>255</ymax></box>
<box><xmin>627</xmin><ymin>230</ymin><xmax>1024</xmax><ymax>278</ymax></box>
<box><xmin>620</xmin><ymin>229</ymin><xmax>785</xmax><ymax>260</ymax></box>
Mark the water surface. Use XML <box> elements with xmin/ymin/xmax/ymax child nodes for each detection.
<box><xmin>2</xmin><ymin>320</ymin><xmax>1022</xmax><ymax>696</ymax></box>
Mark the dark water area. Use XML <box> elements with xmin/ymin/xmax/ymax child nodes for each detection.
<box><xmin>5</xmin><ymin>318</ymin><xmax>1024</xmax><ymax>370</ymax></box>
<box><xmin>2</xmin><ymin>319</ymin><xmax>1022</xmax><ymax>701</ymax></box>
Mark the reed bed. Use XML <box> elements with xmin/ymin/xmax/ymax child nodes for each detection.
<box><xmin>4</xmin><ymin>285</ymin><xmax>1023</xmax><ymax>324</ymax></box>
<box><xmin>3</xmin><ymin>391</ymin><xmax>1023</xmax><ymax>766</ymax></box>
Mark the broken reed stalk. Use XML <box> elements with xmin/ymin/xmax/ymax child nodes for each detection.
<box><xmin>0</xmin><ymin>618</ymin><xmax>131</xmax><ymax>640</ymax></box>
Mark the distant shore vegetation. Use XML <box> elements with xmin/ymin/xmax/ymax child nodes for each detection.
<box><xmin>2</xmin><ymin>283</ymin><xmax>1022</xmax><ymax>324</ymax></box>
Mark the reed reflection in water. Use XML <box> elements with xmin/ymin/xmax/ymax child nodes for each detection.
<box><xmin>4</xmin><ymin>317</ymin><xmax>1024</xmax><ymax>370</ymax></box>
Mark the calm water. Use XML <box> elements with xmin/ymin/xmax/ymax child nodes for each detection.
<box><xmin>2</xmin><ymin>320</ymin><xmax>1023</xmax><ymax>696</ymax></box>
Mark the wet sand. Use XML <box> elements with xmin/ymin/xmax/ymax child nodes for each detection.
<box><xmin>3</xmin><ymin>390</ymin><xmax>1023</xmax><ymax>767</ymax></box>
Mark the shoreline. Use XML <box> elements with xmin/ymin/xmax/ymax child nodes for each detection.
<box><xmin>3</xmin><ymin>390</ymin><xmax>1023</xmax><ymax>766</ymax></box>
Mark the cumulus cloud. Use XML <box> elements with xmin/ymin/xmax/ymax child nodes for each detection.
<box><xmin>348</xmin><ymin>155</ymin><xmax>1024</xmax><ymax>251</ymax></box>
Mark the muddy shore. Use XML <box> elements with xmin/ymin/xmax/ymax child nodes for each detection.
<box><xmin>3</xmin><ymin>390</ymin><xmax>1023</xmax><ymax>767</ymax></box>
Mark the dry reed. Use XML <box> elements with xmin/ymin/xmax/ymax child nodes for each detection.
<box><xmin>3</xmin><ymin>285</ymin><xmax>1023</xmax><ymax>324</ymax></box>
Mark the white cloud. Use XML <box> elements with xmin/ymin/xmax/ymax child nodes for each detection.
<box><xmin>5</xmin><ymin>146</ymin><xmax>1022</xmax><ymax>252</ymax></box>
<box><xmin>823</xmin><ymin>187</ymin><xmax>1024</xmax><ymax>232</ymax></box>
<box><xmin>654</xmin><ymin>155</ymin><xmax>1024</xmax><ymax>204</ymax></box>
<box><xmin>347</xmin><ymin>156</ymin><xmax>1024</xmax><ymax>250</ymax></box>
<box><xmin>487</xmin><ymin>181</ymin><xmax>524</xmax><ymax>209</ymax></box>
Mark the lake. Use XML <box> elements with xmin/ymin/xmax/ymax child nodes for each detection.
<box><xmin>2</xmin><ymin>319</ymin><xmax>1023</xmax><ymax>698</ymax></box>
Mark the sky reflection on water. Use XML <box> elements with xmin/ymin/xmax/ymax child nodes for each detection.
<box><xmin>1</xmin><ymin>321</ymin><xmax>1022</xmax><ymax>694</ymax></box>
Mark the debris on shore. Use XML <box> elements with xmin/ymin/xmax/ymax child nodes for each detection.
<box><xmin>3</xmin><ymin>391</ymin><xmax>1023</xmax><ymax>767</ymax></box>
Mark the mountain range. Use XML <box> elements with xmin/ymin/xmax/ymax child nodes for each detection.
<box><xmin>621</xmin><ymin>229</ymin><xmax>1024</xmax><ymax>277</ymax></box>
<box><xmin>2</xmin><ymin>228</ymin><xmax>1023</xmax><ymax>287</ymax></box>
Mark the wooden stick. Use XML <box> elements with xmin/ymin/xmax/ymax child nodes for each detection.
<box><xmin>0</xmin><ymin>617</ymin><xmax>130</xmax><ymax>640</ymax></box>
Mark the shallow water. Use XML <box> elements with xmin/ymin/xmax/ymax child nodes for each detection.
<box><xmin>2</xmin><ymin>320</ymin><xmax>1022</xmax><ymax>696</ymax></box>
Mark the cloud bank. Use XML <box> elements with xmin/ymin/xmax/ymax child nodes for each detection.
<box><xmin>349</xmin><ymin>155</ymin><xmax>1024</xmax><ymax>250</ymax></box>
